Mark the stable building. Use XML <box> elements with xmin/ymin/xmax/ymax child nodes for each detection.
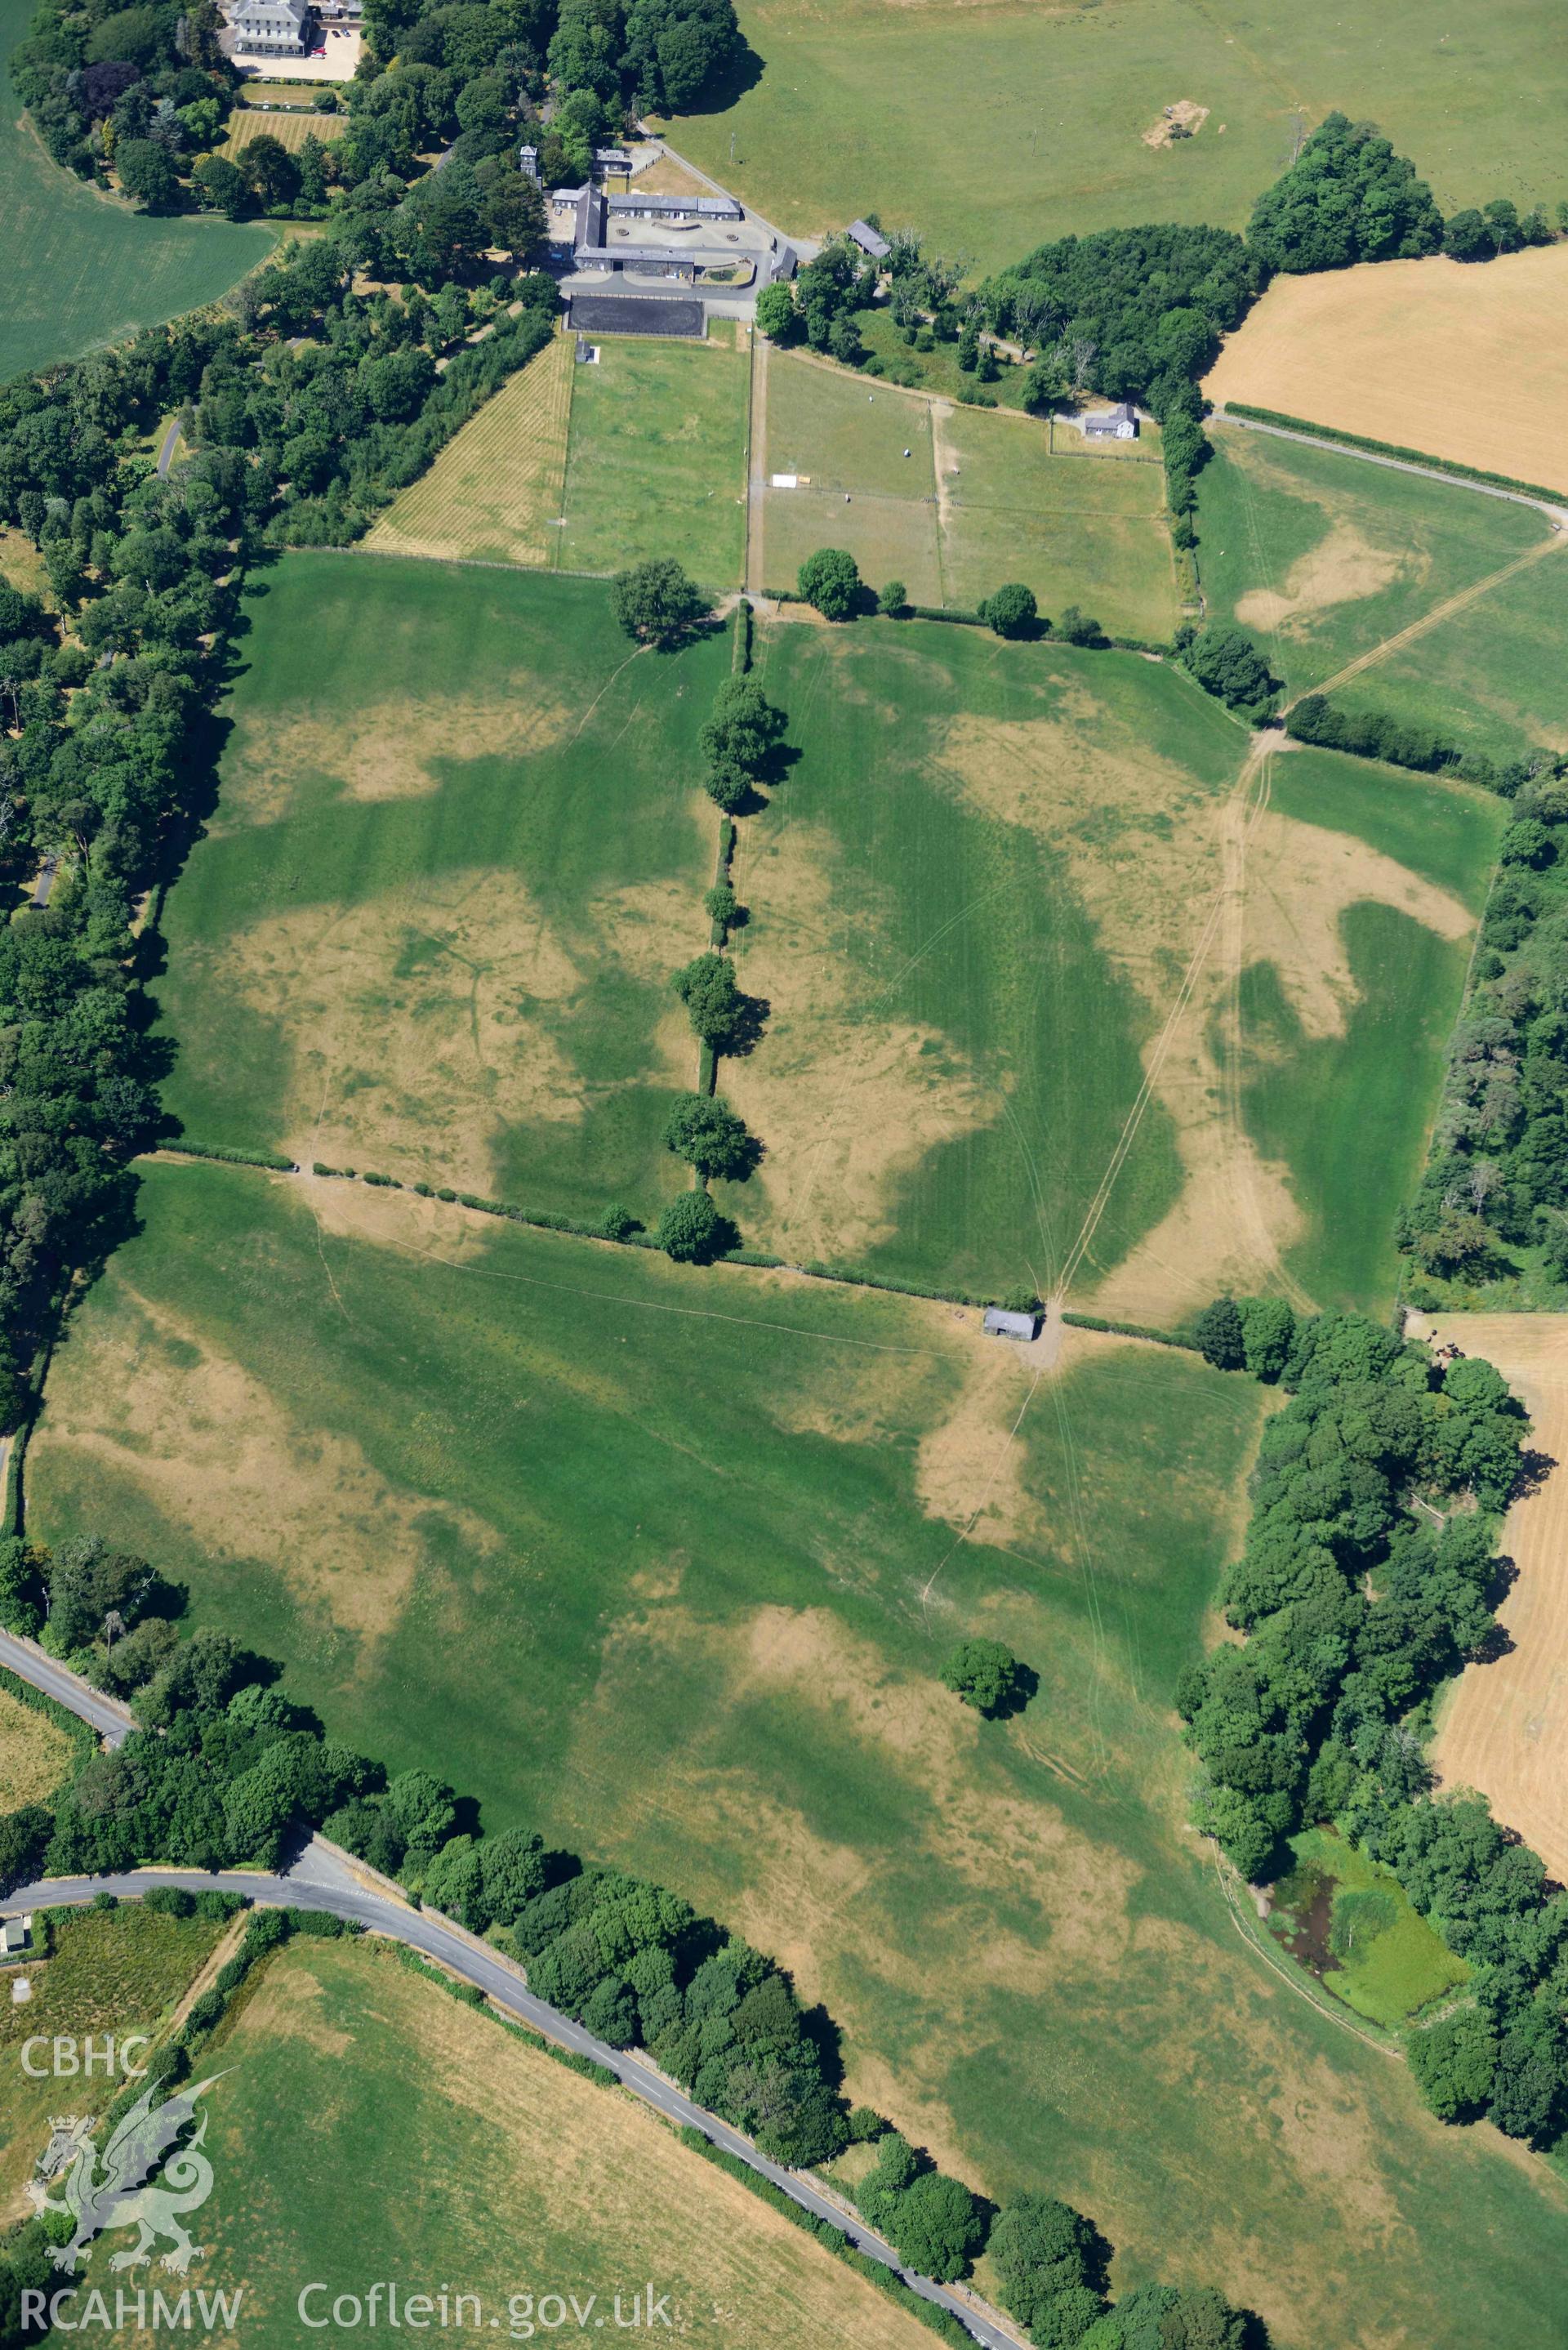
<box><xmin>608</xmin><ymin>190</ymin><xmax>743</xmax><ymax>225</ymax></box>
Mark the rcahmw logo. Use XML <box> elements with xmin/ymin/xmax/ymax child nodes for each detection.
<box><xmin>26</xmin><ymin>2072</ymin><xmax>228</xmax><ymax>2281</ymax></box>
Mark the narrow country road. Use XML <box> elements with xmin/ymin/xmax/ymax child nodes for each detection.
<box><xmin>0</xmin><ymin>1644</ymin><xmax>1027</xmax><ymax>2350</ymax></box>
<box><xmin>0</xmin><ymin>1626</ymin><xmax>134</xmax><ymax>1746</ymax></box>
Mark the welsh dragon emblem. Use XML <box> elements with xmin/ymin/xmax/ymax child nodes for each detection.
<box><xmin>28</xmin><ymin>2075</ymin><xmax>225</xmax><ymax>2275</ymax></box>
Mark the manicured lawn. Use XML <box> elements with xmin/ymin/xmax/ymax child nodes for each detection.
<box><xmin>29</xmin><ymin>1159</ymin><xmax>1568</xmax><ymax>2350</ymax></box>
<box><xmin>218</xmin><ymin>109</ymin><xmax>345</xmax><ymax>157</ymax></box>
<box><xmin>557</xmin><ymin>326</ymin><xmax>751</xmax><ymax>587</ymax></box>
<box><xmin>0</xmin><ymin>1903</ymin><xmax>225</xmax><ymax>2207</ymax></box>
<box><xmin>185</xmin><ymin>1934</ymin><xmax>936</xmax><ymax>2348</ymax></box>
<box><xmin>154</xmin><ymin>555</ymin><xmax>728</xmax><ymax>1217</ymax></box>
<box><xmin>368</xmin><ymin>329</ymin><xmax>573</xmax><ymax>566</ymax></box>
<box><xmin>1198</xmin><ymin>423</ymin><xmax>1566</xmax><ymax>760</ymax></box>
<box><xmin>659</xmin><ymin>0</ymin><xmax>1568</xmax><ymax>270</ymax></box>
<box><xmin>0</xmin><ymin>0</ymin><xmax>273</xmax><ymax>382</ymax></box>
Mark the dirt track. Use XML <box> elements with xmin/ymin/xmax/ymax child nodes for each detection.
<box><xmin>1407</xmin><ymin>1310</ymin><xmax>1568</xmax><ymax>1881</ymax></box>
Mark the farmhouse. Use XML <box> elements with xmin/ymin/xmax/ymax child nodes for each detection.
<box><xmin>228</xmin><ymin>0</ymin><xmax>310</xmax><ymax>54</ymax></box>
<box><xmin>1084</xmin><ymin>403</ymin><xmax>1138</xmax><ymax>440</ymax></box>
<box><xmin>982</xmin><ymin>1306</ymin><xmax>1041</xmax><ymax>1341</ymax></box>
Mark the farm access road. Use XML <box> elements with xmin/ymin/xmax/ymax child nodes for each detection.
<box><xmin>0</xmin><ymin>1635</ymin><xmax>1028</xmax><ymax>2350</ymax></box>
<box><xmin>1213</xmin><ymin>409</ymin><xmax>1568</xmax><ymax>527</ymax></box>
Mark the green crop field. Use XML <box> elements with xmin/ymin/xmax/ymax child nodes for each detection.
<box><xmin>557</xmin><ymin>326</ymin><xmax>751</xmax><ymax>587</ymax></box>
<box><xmin>0</xmin><ymin>0</ymin><xmax>274</xmax><ymax>383</ymax></box>
<box><xmin>154</xmin><ymin>554</ymin><xmax>729</xmax><ymax>1216</ymax></box>
<box><xmin>713</xmin><ymin>618</ymin><xmax>1494</xmax><ymax>1320</ymax></box>
<box><xmin>1199</xmin><ymin>424</ymin><xmax>1568</xmax><ymax>760</ymax></box>
<box><xmin>28</xmin><ymin>1158</ymin><xmax>1568</xmax><ymax>2350</ymax></box>
<box><xmin>0</xmin><ymin>1902</ymin><xmax>226</xmax><ymax>2206</ymax></box>
<box><xmin>759</xmin><ymin>349</ymin><xmax>1178</xmax><ymax>638</ymax></box>
<box><xmin>180</xmin><ymin>1933</ymin><xmax>935</xmax><ymax>2348</ymax></box>
<box><xmin>660</xmin><ymin>0</ymin><xmax>1568</xmax><ymax>272</ymax></box>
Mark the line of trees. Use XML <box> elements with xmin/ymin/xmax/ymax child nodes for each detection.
<box><xmin>1183</xmin><ymin>1298</ymin><xmax>1568</xmax><ymax>2144</ymax></box>
<box><xmin>1285</xmin><ymin>693</ymin><xmax>1556</xmax><ymax>798</ymax></box>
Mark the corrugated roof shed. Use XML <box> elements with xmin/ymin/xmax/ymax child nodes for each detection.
<box><xmin>847</xmin><ymin>219</ymin><xmax>891</xmax><ymax>259</ymax></box>
<box><xmin>982</xmin><ymin>1307</ymin><xmax>1041</xmax><ymax>1340</ymax></box>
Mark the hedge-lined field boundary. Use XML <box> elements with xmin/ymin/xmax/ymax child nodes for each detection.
<box><xmin>1219</xmin><ymin>406</ymin><xmax>1568</xmax><ymax>508</ymax></box>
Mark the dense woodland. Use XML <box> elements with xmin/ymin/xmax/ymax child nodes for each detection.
<box><xmin>1184</xmin><ymin>1300</ymin><xmax>1568</xmax><ymax>2144</ymax></box>
<box><xmin>1401</xmin><ymin>780</ymin><xmax>1568</xmax><ymax>1290</ymax></box>
<box><xmin>11</xmin><ymin>0</ymin><xmax>741</xmax><ymax>225</ymax></box>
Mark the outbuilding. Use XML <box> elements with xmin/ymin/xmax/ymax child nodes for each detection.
<box><xmin>847</xmin><ymin>219</ymin><xmax>891</xmax><ymax>261</ymax></box>
<box><xmin>982</xmin><ymin>1307</ymin><xmax>1041</xmax><ymax>1342</ymax></box>
<box><xmin>1</xmin><ymin>1915</ymin><xmax>33</xmax><ymax>1959</ymax></box>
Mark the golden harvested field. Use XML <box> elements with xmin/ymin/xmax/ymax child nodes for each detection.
<box><xmin>199</xmin><ymin>1935</ymin><xmax>942</xmax><ymax>2350</ymax></box>
<box><xmin>0</xmin><ymin>1683</ymin><xmax>73</xmax><ymax>1810</ymax></box>
<box><xmin>1409</xmin><ymin>1311</ymin><xmax>1568</xmax><ymax>1882</ymax></box>
<box><xmin>1205</xmin><ymin>247</ymin><xmax>1568</xmax><ymax>496</ymax></box>
<box><xmin>368</xmin><ymin>328</ymin><xmax>572</xmax><ymax>564</ymax></box>
<box><xmin>220</xmin><ymin>108</ymin><xmax>345</xmax><ymax>158</ymax></box>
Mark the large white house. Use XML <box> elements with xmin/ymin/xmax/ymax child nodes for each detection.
<box><xmin>229</xmin><ymin>0</ymin><xmax>310</xmax><ymax>56</ymax></box>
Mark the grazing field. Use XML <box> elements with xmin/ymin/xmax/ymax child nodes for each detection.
<box><xmin>0</xmin><ymin>1903</ymin><xmax>225</xmax><ymax>2216</ymax></box>
<box><xmin>660</xmin><ymin>0</ymin><xmax>1568</xmax><ymax>270</ymax></box>
<box><xmin>557</xmin><ymin>327</ymin><xmax>751</xmax><ymax>586</ymax></box>
<box><xmin>1405</xmin><ymin>1312</ymin><xmax>1568</xmax><ymax>1884</ymax></box>
<box><xmin>29</xmin><ymin>1159</ymin><xmax>1568</xmax><ymax>2350</ymax></box>
<box><xmin>758</xmin><ymin>348</ymin><xmax>1178</xmax><ymax>639</ymax></box>
<box><xmin>185</xmin><ymin>1933</ymin><xmax>937</xmax><ymax>2348</ymax></box>
<box><xmin>0</xmin><ymin>0</ymin><xmax>274</xmax><ymax>383</ymax></box>
<box><xmin>155</xmin><ymin>555</ymin><xmax>728</xmax><ymax>1215</ymax></box>
<box><xmin>1205</xmin><ymin>247</ymin><xmax>1568</xmax><ymax>497</ymax></box>
<box><xmin>715</xmin><ymin>618</ymin><xmax>1494</xmax><ymax>1317</ymax></box>
<box><xmin>1199</xmin><ymin>423</ymin><xmax>1568</xmax><ymax>758</ymax></box>
<box><xmin>368</xmin><ymin>329</ymin><xmax>573</xmax><ymax>565</ymax></box>
<box><xmin>0</xmin><ymin>1680</ymin><xmax>74</xmax><ymax>1810</ymax></box>
<box><xmin>218</xmin><ymin>107</ymin><xmax>347</xmax><ymax>158</ymax></box>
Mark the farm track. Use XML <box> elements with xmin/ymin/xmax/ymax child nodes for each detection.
<box><xmin>1293</xmin><ymin>532</ymin><xmax>1568</xmax><ymax>711</ymax></box>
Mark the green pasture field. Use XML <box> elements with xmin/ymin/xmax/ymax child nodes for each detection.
<box><xmin>185</xmin><ymin>1934</ymin><xmax>934</xmax><ymax>2348</ymax></box>
<box><xmin>1237</xmin><ymin>747</ymin><xmax>1501</xmax><ymax>1313</ymax></box>
<box><xmin>154</xmin><ymin>554</ymin><xmax>728</xmax><ymax>1214</ymax></box>
<box><xmin>1269</xmin><ymin>1827</ymin><xmax>1468</xmax><ymax>2030</ymax></box>
<box><xmin>710</xmin><ymin>618</ymin><xmax>1492</xmax><ymax>1317</ymax></box>
<box><xmin>1199</xmin><ymin>424</ymin><xmax>1568</xmax><ymax>759</ymax></box>
<box><xmin>557</xmin><ymin>326</ymin><xmax>751</xmax><ymax>587</ymax></box>
<box><xmin>0</xmin><ymin>0</ymin><xmax>274</xmax><ymax>382</ymax></box>
<box><xmin>29</xmin><ymin>1158</ymin><xmax>1568</xmax><ymax>2349</ymax></box>
<box><xmin>0</xmin><ymin>1902</ymin><xmax>226</xmax><ymax>2206</ymax></box>
<box><xmin>760</xmin><ymin>351</ymin><xmax>1178</xmax><ymax>637</ymax></box>
<box><xmin>660</xmin><ymin>0</ymin><xmax>1568</xmax><ymax>270</ymax></box>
